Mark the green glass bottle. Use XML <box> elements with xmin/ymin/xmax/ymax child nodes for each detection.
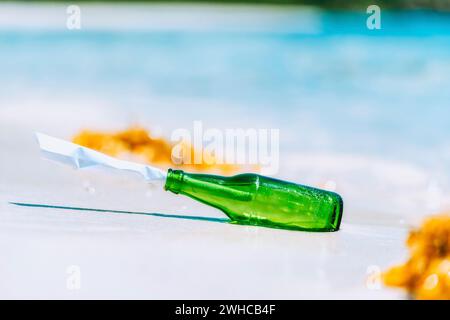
<box><xmin>164</xmin><ymin>169</ymin><xmax>343</xmax><ymax>232</ymax></box>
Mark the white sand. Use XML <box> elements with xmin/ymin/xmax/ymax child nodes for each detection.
<box><xmin>0</xmin><ymin>105</ymin><xmax>408</xmax><ymax>299</ymax></box>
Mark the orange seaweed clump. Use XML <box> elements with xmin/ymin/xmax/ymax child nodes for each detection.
<box><xmin>383</xmin><ymin>214</ymin><xmax>450</xmax><ymax>300</ymax></box>
<box><xmin>72</xmin><ymin>126</ymin><xmax>240</xmax><ymax>174</ymax></box>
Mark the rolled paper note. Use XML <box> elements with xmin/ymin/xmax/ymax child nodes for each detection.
<box><xmin>36</xmin><ymin>132</ymin><xmax>166</xmax><ymax>181</ymax></box>
<box><xmin>36</xmin><ymin>133</ymin><xmax>343</xmax><ymax>232</ymax></box>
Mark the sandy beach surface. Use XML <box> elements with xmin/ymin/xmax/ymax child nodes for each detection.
<box><xmin>0</xmin><ymin>109</ymin><xmax>408</xmax><ymax>299</ymax></box>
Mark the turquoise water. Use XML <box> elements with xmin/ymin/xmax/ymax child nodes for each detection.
<box><xmin>1</xmin><ymin>6</ymin><xmax>450</xmax><ymax>214</ymax></box>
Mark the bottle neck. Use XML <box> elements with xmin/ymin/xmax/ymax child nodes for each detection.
<box><xmin>164</xmin><ymin>169</ymin><xmax>252</xmax><ymax>201</ymax></box>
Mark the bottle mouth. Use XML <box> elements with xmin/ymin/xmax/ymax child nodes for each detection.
<box><xmin>164</xmin><ymin>169</ymin><xmax>184</xmax><ymax>194</ymax></box>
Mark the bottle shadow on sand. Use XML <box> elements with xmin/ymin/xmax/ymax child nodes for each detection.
<box><xmin>9</xmin><ymin>202</ymin><xmax>230</xmax><ymax>224</ymax></box>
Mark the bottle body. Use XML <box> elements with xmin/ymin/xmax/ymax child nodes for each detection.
<box><xmin>164</xmin><ymin>169</ymin><xmax>343</xmax><ymax>232</ymax></box>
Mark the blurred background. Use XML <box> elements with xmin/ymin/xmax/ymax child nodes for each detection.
<box><xmin>2</xmin><ymin>0</ymin><xmax>450</xmax><ymax>219</ymax></box>
<box><xmin>0</xmin><ymin>0</ymin><xmax>450</xmax><ymax>298</ymax></box>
